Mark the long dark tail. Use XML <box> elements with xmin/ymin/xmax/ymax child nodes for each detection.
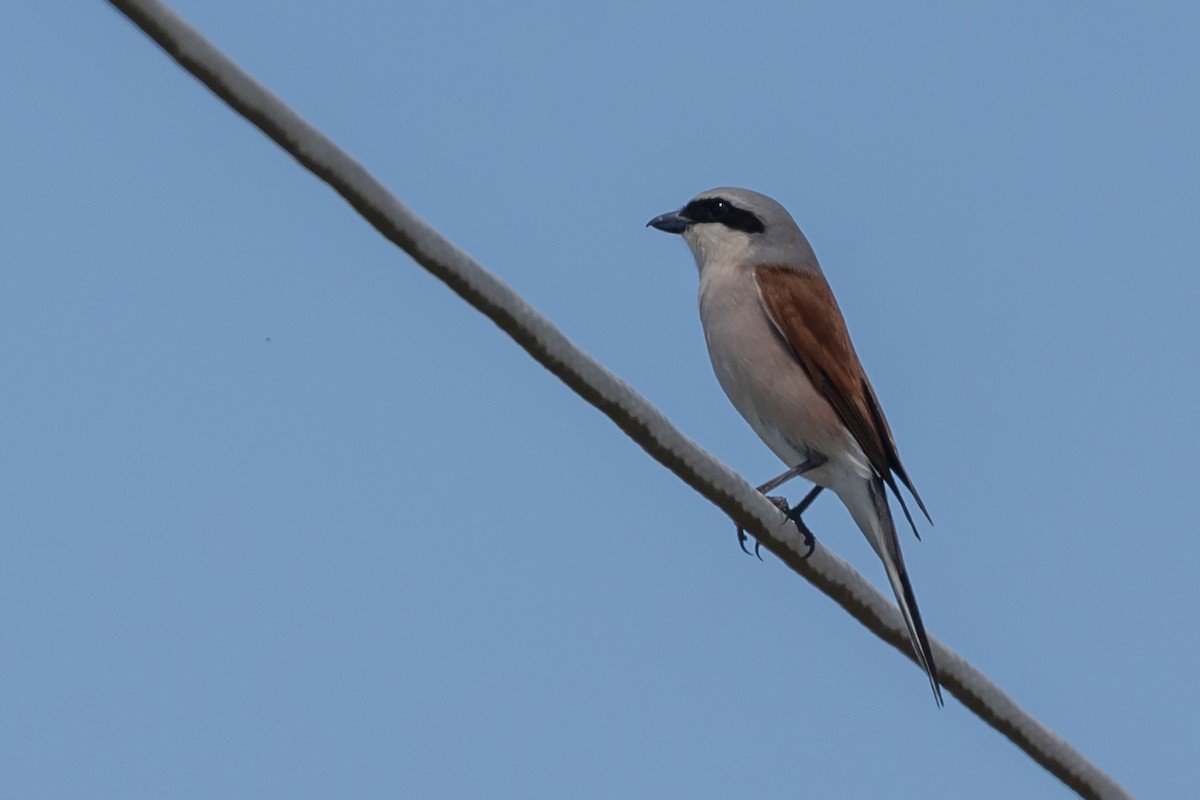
<box><xmin>866</xmin><ymin>477</ymin><xmax>943</xmax><ymax>706</ymax></box>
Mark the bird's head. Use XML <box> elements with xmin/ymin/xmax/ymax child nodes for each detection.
<box><xmin>647</xmin><ymin>187</ymin><xmax>817</xmax><ymax>274</ymax></box>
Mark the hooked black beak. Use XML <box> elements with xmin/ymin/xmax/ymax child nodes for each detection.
<box><xmin>646</xmin><ymin>210</ymin><xmax>691</xmax><ymax>234</ymax></box>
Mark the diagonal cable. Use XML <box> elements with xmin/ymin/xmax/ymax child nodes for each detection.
<box><xmin>104</xmin><ymin>3</ymin><xmax>1132</xmax><ymax>798</ymax></box>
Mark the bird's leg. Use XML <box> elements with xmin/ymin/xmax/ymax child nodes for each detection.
<box><xmin>786</xmin><ymin>484</ymin><xmax>823</xmax><ymax>520</ymax></box>
<box><xmin>755</xmin><ymin>463</ymin><xmax>812</xmax><ymax>495</ymax></box>
<box><xmin>737</xmin><ymin>457</ymin><xmax>825</xmax><ymax>559</ymax></box>
<box><xmin>769</xmin><ymin>485</ymin><xmax>823</xmax><ymax>558</ymax></box>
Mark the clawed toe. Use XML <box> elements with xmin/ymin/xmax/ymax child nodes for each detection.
<box><xmin>787</xmin><ymin>509</ymin><xmax>816</xmax><ymax>559</ymax></box>
<box><xmin>736</xmin><ymin>526</ymin><xmax>764</xmax><ymax>560</ymax></box>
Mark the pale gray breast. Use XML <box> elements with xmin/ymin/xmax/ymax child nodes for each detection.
<box><xmin>697</xmin><ymin>263</ymin><xmax>808</xmax><ymax>465</ymax></box>
<box><xmin>696</xmin><ymin>262</ymin><xmax>865</xmax><ymax>476</ymax></box>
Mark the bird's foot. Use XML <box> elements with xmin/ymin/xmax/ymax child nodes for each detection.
<box><xmin>785</xmin><ymin>503</ymin><xmax>817</xmax><ymax>559</ymax></box>
<box><xmin>737</xmin><ymin>495</ymin><xmax>815</xmax><ymax>559</ymax></box>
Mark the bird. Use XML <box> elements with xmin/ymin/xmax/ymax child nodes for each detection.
<box><xmin>647</xmin><ymin>188</ymin><xmax>942</xmax><ymax>705</ymax></box>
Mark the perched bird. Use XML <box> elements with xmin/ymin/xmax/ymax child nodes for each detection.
<box><xmin>648</xmin><ymin>188</ymin><xmax>942</xmax><ymax>705</ymax></box>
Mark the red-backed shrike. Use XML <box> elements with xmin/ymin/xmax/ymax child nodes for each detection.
<box><xmin>649</xmin><ymin>188</ymin><xmax>941</xmax><ymax>704</ymax></box>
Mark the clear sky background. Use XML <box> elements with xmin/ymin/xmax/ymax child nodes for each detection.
<box><xmin>2</xmin><ymin>2</ymin><xmax>1196</xmax><ymax>798</ymax></box>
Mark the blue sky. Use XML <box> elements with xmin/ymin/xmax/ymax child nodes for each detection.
<box><xmin>2</xmin><ymin>2</ymin><xmax>1197</xmax><ymax>797</ymax></box>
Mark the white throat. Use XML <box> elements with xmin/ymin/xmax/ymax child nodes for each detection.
<box><xmin>683</xmin><ymin>224</ymin><xmax>754</xmax><ymax>274</ymax></box>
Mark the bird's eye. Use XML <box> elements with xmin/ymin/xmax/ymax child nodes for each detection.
<box><xmin>709</xmin><ymin>199</ymin><xmax>730</xmax><ymax>219</ymax></box>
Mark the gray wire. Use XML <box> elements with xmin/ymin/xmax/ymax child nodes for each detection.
<box><xmin>104</xmin><ymin>2</ymin><xmax>1133</xmax><ymax>798</ymax></box>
